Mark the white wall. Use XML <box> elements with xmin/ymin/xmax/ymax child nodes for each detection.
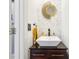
<box><xmin>27</xmin><ymin>0</ymin><xmax>62</xmax><ymax>37</ymax></box>
<box><xmin>24</xmin><ymin>0</ymin><xmax>69</xmax><ymax>59</ymax></box>
<box><xmin>61</xmin><ymin>0</ymin><xmax>69</xmax><ymax>48</ymax></box>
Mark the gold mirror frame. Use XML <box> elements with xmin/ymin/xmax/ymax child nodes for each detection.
<box><xmin>42</xmin><ymin>2</ymin><xmax>57</xmax><ymax>19</ymax></box>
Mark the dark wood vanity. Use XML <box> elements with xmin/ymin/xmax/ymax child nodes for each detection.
<box><xmin>29</xmin><ymin>42</ymin><xmax>68</xmax><ymax>59</ymax></box>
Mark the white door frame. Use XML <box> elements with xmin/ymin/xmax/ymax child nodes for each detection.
<box><xmin>14</xmin><ymin>0</ymin><xmax>27</xmax><ymax>58</ymax></box>
<box><xmin>19</xmin><ymin>0</ymin><xmax>24</xmax><ymax>59</ymax></box>
<box><xmin>9</xmin><ymin>0</ymin><xmax>20</xmax><ymax>59</ymax></box>
<box><xmin>15</xmin><ymin>0</ymin><xmax>24</xmax><ymax>59</ymax></box>
<box><xmin>15</xmin><ymin>0</ymin><xmax>20</xmax><ymax>59</ymax></box>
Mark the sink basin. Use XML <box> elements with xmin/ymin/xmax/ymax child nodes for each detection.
<box><xmin>36</xmin><ymin>36</ymin><xmax>62</xmax><ymax>46</ymax></box>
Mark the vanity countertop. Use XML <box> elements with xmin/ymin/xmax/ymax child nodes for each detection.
<box><xmin>30</xmin><ymin>42</ymin><xmax>68</xmax><ymax>50</ymax></box>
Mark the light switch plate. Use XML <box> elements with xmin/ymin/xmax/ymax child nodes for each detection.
<box><xmin>28</xmin><ymin>24</ymin><xmax>31</xmax><ymax>31</ymax></box>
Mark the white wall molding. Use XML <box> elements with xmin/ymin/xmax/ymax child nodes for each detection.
<box><xmin>19</xmin><ymin>0</ymin><xmax>24</xmax><ymax>59</ymax></box>
<box><xmin>15</xmin><ymin>0</ymin><xmax>20</xmax><ymax>59</ymax></box>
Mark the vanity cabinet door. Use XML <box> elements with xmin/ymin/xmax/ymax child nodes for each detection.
<box><xmin>50</xmin><ymin>54</ymin><xmax>65</xmax><ymax>59</ymax></box>
<box><xmin>31</xmin><ymin>53</ymin><xmax>46</xmax><ymax>59</ymax></box>
<box><xmin>48</xmin><ymin>50</ymin><xmax>67</xmax><ymax>59</ymax></box>
<box><xmin>32</xmin><ymin>56</ymin><xmax>46</xmax><ymax>59</ymax></box>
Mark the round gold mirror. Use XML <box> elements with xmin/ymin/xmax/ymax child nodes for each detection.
<box><xmin>42</xmin><ymin>2</ymin><xmax>57</xmax><ymax>19</ymax></box>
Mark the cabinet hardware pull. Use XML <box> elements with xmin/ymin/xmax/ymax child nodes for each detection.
<box><xmin>32</xmin><ymin>54</ymin><xmax>45</xmax><ymax>56</ymax></box>
<box><xmin>51</xmin><ymin>54</ymin><xmax>64</xmax><ymax>56</ymax></box>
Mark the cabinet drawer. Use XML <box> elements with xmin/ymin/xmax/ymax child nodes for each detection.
<box><xmin>31</xmin><ymin>50</ymin><xmax>46</xmax><ymax>54</ymax></box>
<box><xmin>50</xmin><ymin>53</ymin><xmax>68</xmax><ymax>59</ymax></box>
<box><xmin>50</xmin><ymin>54</ymin><xmax>65</xmax><ymax>59</ymax></box>
<box><xmin>47</xmin><ymin>50</ymin><xmax>66</xmax><ymax>54</ymax></box>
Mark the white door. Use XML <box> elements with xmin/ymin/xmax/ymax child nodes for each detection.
<box><xmin>9</xmin><ymin>0</ymin><xmax>20</xmax><ymax>59</ymax></box>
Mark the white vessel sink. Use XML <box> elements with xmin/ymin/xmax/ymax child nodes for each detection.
<box><xmin>36</xmin><ymin>36</ymin><xmax>62</xmax><ymax>46</ymax></box>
